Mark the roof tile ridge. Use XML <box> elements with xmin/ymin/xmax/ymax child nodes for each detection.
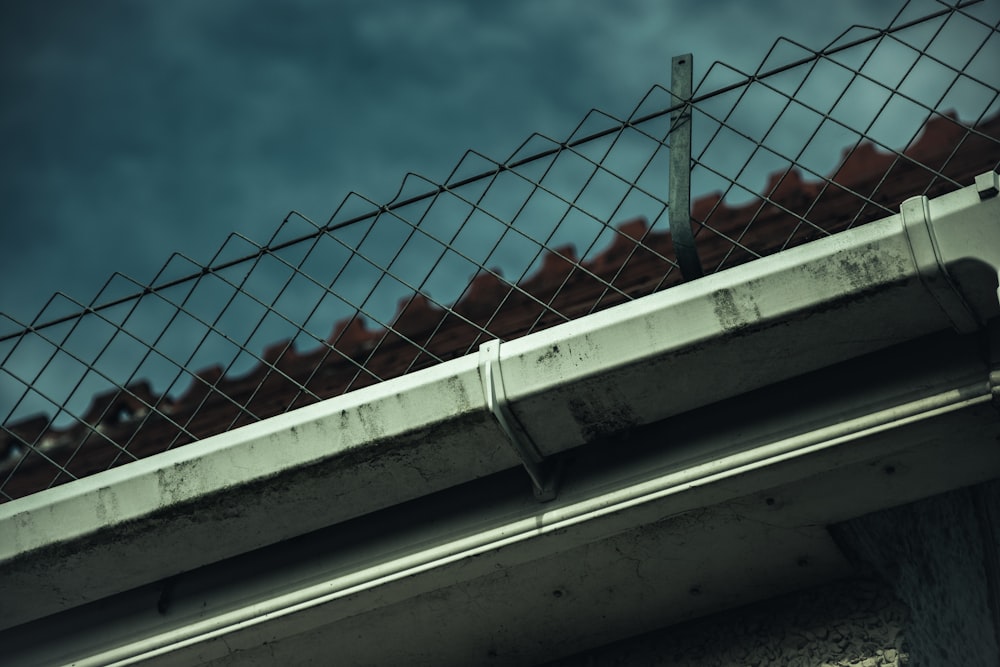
<box><xmin>584</xmin><ymin>217</ymin><xmax>650</xmax><ymax>278</ymax></box>
<box><xmin>519</xmin><ymin>244</ymin><xmax>579</xmax><ymax>295</ymax></box>
<box><xmin>80</xmin><ymin>380</ymin><xmax>162</xmax><ymax>427</ymax></box>
<box><xmin>328</xmin><ymin>315</ymin><xmax>379</xmax><ymax>354</ymax></box>
<box><xmin>904</xmin><ymin>109</ymin><xmax>964</xmax><ymax>162</ymax></box>
<box><xmin>390</xmin><ymin>293</ymin><xmax>445</xmax><ymax>339</ymax></box>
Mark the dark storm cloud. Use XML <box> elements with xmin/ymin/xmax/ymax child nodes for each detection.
<box><xmin>5</xmin><ymin>0</ymin><xmax>998</xmax><ymax>426</ymax></box>
<box><xmin>0</xmin><ymin>0</ymin><xmax>937</xmax><ymax>329</ymax></box>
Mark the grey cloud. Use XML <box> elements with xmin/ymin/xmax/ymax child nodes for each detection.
<box><xmin>0</xmin><ymin>1</ymin><xmax>948</xmax><ymax>331</ymax></box>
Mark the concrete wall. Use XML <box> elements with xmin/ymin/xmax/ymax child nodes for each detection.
<box><xmin>543</xmin><ymin>578</ymin><xmax>907</xmax><ymax>666</ymax></box>
<box><xmin>835</xmin><ymin>479</ymin><xmax>1000</xmax><ymax>666</ymax></box>
<box><xmin>545</xmin><ymin>479</ymin><xmax>1000</xmax><ymax>666</ymax></box>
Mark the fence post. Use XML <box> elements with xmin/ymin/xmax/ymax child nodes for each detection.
<box><xmin>669</xmin><ymin>53</ymin><xmax>703</xmax><ymax>280</ymax></box>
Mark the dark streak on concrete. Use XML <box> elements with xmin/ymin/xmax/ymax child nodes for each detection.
<box><xmin>536</xmin><ymin>344</ymin><xmax>561</xmax><ymax>366</ymax></box>
<box><xmin>3</xmin><ymin>410</ymin><xmax>504</xmax><ymax>626</ymax></box>
<box><xmin>568</xmin><ymin>397</ymin><xmax>638</xmax><ymax>443</ymax></box>
<box><xmin>711</xmin><ymin>288</ymin><xmax>762</xmax><ymax>334</ymax></box>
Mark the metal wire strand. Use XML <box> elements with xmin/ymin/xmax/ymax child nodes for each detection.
<box><xmin>2</xmin><ymin>0</ymin><xmax>998</xmax><ymax>501</ymax></box>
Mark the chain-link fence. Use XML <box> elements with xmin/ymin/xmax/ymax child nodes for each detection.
<box><xmin>2</xmin><ymin>0</ymin><xmax>998</xmax><ymax>501</ymax></box>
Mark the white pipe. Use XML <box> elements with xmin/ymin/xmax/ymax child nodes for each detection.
<box><xmin>7</xmin><ymin>175</ymin><xmax>999</xmax><ymax>651</ymax></box>
<box><xmin>76</xmin><ymin>382</ymin><xmax>989</xmax><ymax>667</ymax></box>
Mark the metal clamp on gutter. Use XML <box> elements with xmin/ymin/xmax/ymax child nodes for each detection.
<box><xmin>901</xmin><ymin>194</ymin><xmax>980</xmax><ymax>334</ymax></box>
<box><xmin>479</xmin><ymin>340</ymin><xmax>558</xmax><ymax>501</ymax></box>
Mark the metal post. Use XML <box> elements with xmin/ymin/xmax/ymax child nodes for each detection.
<box><xmin>669</xmin><ymin>54</ymin><xmax>703</xmax><ymax>280</ymax></box>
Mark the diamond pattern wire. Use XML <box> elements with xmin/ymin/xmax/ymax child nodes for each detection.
<box><xmin>1</xmin><ymin>0</ymin><xmax>999</xmax><ymax>502</ymax></box>
<box><xmin>688</xmin><ymin>0</ymin><xmax>1000</xmax><ymax>272</ymax></box>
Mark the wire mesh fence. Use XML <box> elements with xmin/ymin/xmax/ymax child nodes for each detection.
<box><xmin>2</xmin><ymin>0</ymin><xmax>999</xmax><ymax>502</ymax></box>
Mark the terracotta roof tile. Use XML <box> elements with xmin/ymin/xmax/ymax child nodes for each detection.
<box><xmin>2</xmin><ymin>110</ymin><xmax>998</xmax><ymax>500</ymax></box>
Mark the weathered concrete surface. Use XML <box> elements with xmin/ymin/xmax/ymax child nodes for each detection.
<box><xmin>834</xmin><ymin>479</ymin><xmax>1000</xmax><ymax>666</ymax></box>
<box><xmin>541</xmin><ymin>578</ymin><xmax>909</xmax><ymax>667</ymax></box>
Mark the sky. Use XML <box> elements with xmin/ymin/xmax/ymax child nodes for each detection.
<box><xmin>0</xmin><ymin>0</ymin><xmax>916</xmax><ymax>327</ymax></box>
<box><xmin>1</xmin><ymin>0</ymin><xmax>998</xmax><ymax>426</ymax></box>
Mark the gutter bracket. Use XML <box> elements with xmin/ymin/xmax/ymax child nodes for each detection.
<box><xmin>988</xmin><ymin>318</ymin><xmax>1000</xmax><ymax>413</ymax></box>
<box><xmin>981</xmin><ymin>173</ymin><xmax>1000</xmax><ymax>412</ymax></box>
<box><xmin>479</xmin><ymin>340</ymin><xmax>557</xmax><ymax>502</ymax></box>
<box><xmin>900</xmin><ymin>194</ymin><xmax>980</xmax><ymax>334</ymax></box>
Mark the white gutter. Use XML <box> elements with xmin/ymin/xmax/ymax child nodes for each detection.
<box><xmin>501</xmin><ymin>173</ymin><xmax>1000</xmax><ymax>454</ymax></box>
<box><xmin>55</xmin><ymin>384</ymin><xmax>1000</xmax><ymax>667</ymax></box>
<box><xmin>1</xmin><ymin>172</ymin><xmax>998</xmax><ymax>632</ymax></box>
<box><xmin>8</xmin><ymin>347</ymin><xmax>998</xmax><ymax>666</ymax></box>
